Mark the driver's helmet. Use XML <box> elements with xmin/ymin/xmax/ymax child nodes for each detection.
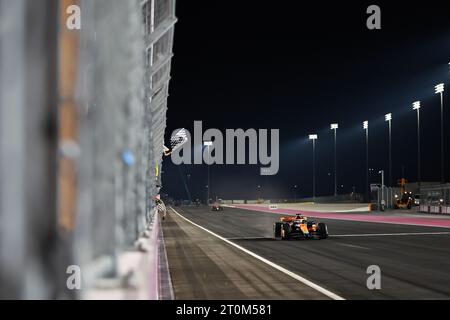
<box><xmin>295</xmin><ymin>213</ymin><xmax>306</xmax><ymax>221</ymax></box>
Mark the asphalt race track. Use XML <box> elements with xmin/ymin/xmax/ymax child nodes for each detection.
<box><xmin>163</xmin><ymin>205</ymin><xmax>450</xmax><ymax>299</ymax></box>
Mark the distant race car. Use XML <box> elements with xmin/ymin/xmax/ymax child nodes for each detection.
<box><xmin>274</xmin><ymin>214</ymin><xmax>328</xmax><ymax>240</ymax></box>
<box><xmin>211</xmin><ymin>202</ymin><xmax>224</xmax><ymax>211</ymax></box>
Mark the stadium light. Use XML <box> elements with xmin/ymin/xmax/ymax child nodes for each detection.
<box><xmin>435</xmin><ymin>83</ymin><xmax>444</xmax><ymax>94</ymax></box>
<box><xmin>385</xmin><ymin>113</ymin><xmax>392</xmax><ymax>186</ymax></box>
<box><xmin>363</xmin><ymin>120</ymin><xmax>369</xmax><ymax>201</ymax></box>
<box><xmin>385</xmin><ymin>113</ymin><xmax>392</xmax><ymax>121</ymax></box>
<box><xmin>204</xmin><ymin>141</ymin><xmax>213</xmax><ymax>205</ymax></box>
<box><xmin>309</xmin><ymin>134</ymin><xmax>318</xmax><ymax>200</ymax></box>
<box><xmin>330</xmin><ymin>123</ymin><xmax>338</xmax><ymax>196</ymax></box>
<box><xmin>435</xmin><ymin>83</ymin><xmax>445</xmax><ymax>183</ymax></box>
<box><xmin>363</xmin><ymin>120</ymin><xmax>368</xmax><ymax>130</ymax></box>
<box><xmin>379</xmin><ymin>170</ymin><xmax>385</xmax><ymax>211</ymax></box>
<box><xmin>412</xmin><ymin>101</ymin><xmax>421</xmax><ymax>187</ymax></box>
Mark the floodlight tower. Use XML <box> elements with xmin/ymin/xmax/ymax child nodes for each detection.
<box><xmin>363</xmin><ymin>121</ymin><xmax>369</xmax><ymax>201</ymax></box>
<box><xmin>330</xmin><ymin>123</ymin><xmax>338</xmax><ymax>197</ymax></box>
<box><xmin>435</xmin><ymin>83</ymin><xmax>445</xmax><ymax>183</ymax></box>
<box><xmin>412</xmin><ymin>101</ymin><xmax>421</xmax><ymax>188</ymax></box>
<box><xmin>204</xmin><ymin>141</ymin><xmax>213</xmax><ymax>205</ymax></box>
<box><xmin>309</xmin><ymin>134</ymin><xmax>318</xmax><ymax>201</ymax></box>
<box><xmin>385</xmin><ymin>113</ymin><xmax>392</xmax><ymax>187</ymax></box>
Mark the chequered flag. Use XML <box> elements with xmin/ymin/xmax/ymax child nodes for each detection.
<box><xmin>170</xmin><ymin>128</ymin><xmax>188</xmax><ymax>152</ymax></box>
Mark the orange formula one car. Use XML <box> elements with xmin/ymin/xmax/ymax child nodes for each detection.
<box><xmin>273</xmin><ymin>214</ymin><xmax>328</xmax><ymax>240</ymax></box>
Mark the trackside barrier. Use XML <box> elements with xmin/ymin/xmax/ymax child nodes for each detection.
<box><xmin>133</xmin><ymin>211</ymin><xmax>162</xmax><ymax>300</ymax></box>
<box><xmin>420</xmin><ymin>183</ymin><xmax>450</xmax><ymax>214</ymax></box>
<box><xmin>147</xmin><ymin>213</ymin><xmax>161</xmax><ymax>300</ymax></box>
<box><xmin>82</xmin><ymin>211</ymin><xmax>162</xmax><ymax>300</ymax></box>
<box><xmin>158</xmin><ymin>216</ymin><xmax>174</xmax><ymax>300</ymax></box>
<box><xmin>420</xmin><ymin>205</ymin><xmax>450</xmax><ymax>215</ymax></box>
<box><xmin>441</xmin><ymin>206</ymin><xmax>450</xmax><ymax>214</ymax></box>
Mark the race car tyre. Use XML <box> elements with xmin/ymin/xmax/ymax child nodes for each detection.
<box><xmin>282</xmin><ymin>223</ymin><xmax>291</xmax><ymax>240</ymax></box>
<box><xmin>318</xmin><ymin>222</ymin><xmax>328</xmax><ymax>239</ymax></box>
<box><xmin>274</xmin><ymin>222</ymin><xmax>282</xmax><ymax>239</ymax></box>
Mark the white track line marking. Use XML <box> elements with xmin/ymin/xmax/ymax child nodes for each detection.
<box><xmin>170</xmin><ymin>207</ymin><xmax>345</xmax><ymax>300</ymax></box>
<box><xmin>332</xmin><ymin>231</ymin><xmax>450</xmax><ymax>237</ymax></box>
<box><xmin>225</xmin><ymin>236</ymin><xmax>269</xmax><ymax>240</ymax></box>
<box><xmin>335</xmin><ymin>243</ymin><xmax>370</xmax><ymax>250</ymax></box>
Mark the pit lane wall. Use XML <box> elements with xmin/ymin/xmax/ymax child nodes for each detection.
<box><xmin>83</xmin><ymin>211</ymin><xmax>167</xmax><ymax>300</ymax></box>
<box><xmin>75</xmin><ymin>0</ymin><xmax>176</xmax><ymax>299</ymax></box>
<box><xmin>0</xmin><ymin>0</ymin><xmax>176</xmax><ymax>299</ymax></box>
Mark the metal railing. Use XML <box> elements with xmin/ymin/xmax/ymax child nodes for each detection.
<box><xmin>419</xmin><ymin>183</ymin><xmax>450</xmax><ymax>214</ymax></box>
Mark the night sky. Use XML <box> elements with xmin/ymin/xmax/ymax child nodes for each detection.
<box><xmin>162</xmin><ymin>1</ymin><xmax>450</xmax><ymax>201</ymax></box>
